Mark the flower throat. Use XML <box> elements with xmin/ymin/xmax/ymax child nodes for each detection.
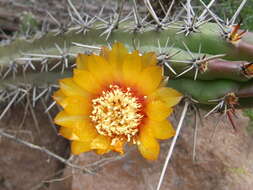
<box><xmin>89</xmin><ymin>85</ymin><xmax>143</xmax><ymax>144</ymax></box>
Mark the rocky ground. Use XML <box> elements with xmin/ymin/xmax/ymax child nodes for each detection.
<box><xmin>65</xmin><ymin>110</ymin><xmax>253</xmax><ymax>190</ymax></box>
<box><xmin>1</xmin><ymin>104</ymin><xmax>252</xmax><ymax>190</ymax></box>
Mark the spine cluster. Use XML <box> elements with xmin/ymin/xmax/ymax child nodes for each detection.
<box><xmin>0</xmin><ymin>0</ymin><xmax>252</xmax><ymax>121</ymax></box>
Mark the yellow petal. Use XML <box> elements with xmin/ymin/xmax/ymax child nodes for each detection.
<box><xmin>108</xmin><ymin>42</ymin><xmax>128</xmax><ymax>65</ymax></box>
<box><xmin>73</xmin><ymin>69</ymin><xmax>101</xmax><ymax>93</ymax></box>
<box><xmin>76</xmin><ymin>54</ymin><xmax>90</xmax><ymax>70</ymax></box>
<box><xmin>54</xmin><ymin>111</ymin><xmax>84</xmax><ymax>128</ymax></box>
<box><xmin>71</xmin><ymin>140</ymin><xmax>91</xmax><ymax>155</ymax></box>
<box><xmin>59</xmin><ymin>127</ymin><xmax>80</xmax><ymax>141</ymax></box>
<box><xmin>149</xmin><ymin>119</ymin><xmax>175</xmax><ymax>140</ymax></box>
<box><xmin>151</xmin><ymin>87</ymin><xmax>182</xmax><ymax>107</ymax></box>
<box><xmin>87</xmin><ymin>55</ymin><xmax>112</xmax><ymax>84</ymax></box>
<box><xmin>90</xmin><ymin>135</ymin><xmax>111</xmax><ymax>150</ymax></box>
<box><xmin>59</xmin><ymin>78</ymin><xmax>88</xmax><ymax>97</ymax></box>
<box><xmin>108</xmin><ymin>42</ymin><xmax>128</xmax><ymax>78</ymax></box>
<box><xmin>123</xmin><ymin>51</ymin><xmax>142</xmax><ymax>84</ymax></box>
<box><xmin>137</xmin><ymin>66</ymin><xmax>163</xmax><ymax>94</ymax></box>
<box><xmin>100</xmin><ymin>46</ymin><xmax>110</xmax><ymax>61</ymax></box>
<box><xmin>141</xmin><ymin>52</ymin><xmax>157</xmax><ymax>68</ymax></box>
<box><xmin>137</xmin><ymin>124</ymin><xmax>160</xmax><ymax>160</ymax></box>
<box><xmin>55</xmin><ymin>111</ymin><xmax>97</xmax><ymax>141</ymax></box>
<box><xmin>75</xmin><ymin>120</ymin><xmax>98</xmax><ymax>142</ymax></box>
<box><xmin>146</xmin><ymin>100</ymin><xmax>173</xmax><ymax>121</ymax></box>
<box><xmin>64</xmin><ymin>96</ymin><xmax>90</xmax><ymax>115</ymax></box>
<box><xmin>53</xmin><ymin>90</ymin><xmax>67</xmax><ymax>108</ymax></box>
<box><xmin>59</xmin><ymin>125</ymin><xmax>97</xmax><ymax>144</ymax></box>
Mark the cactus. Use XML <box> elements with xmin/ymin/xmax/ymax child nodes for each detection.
<box><xmin>0</xmin><ymin>0</ymin><xmax>252</xmax><ymax>112</ymax></box>
<box><xmin>0</xmin><ymin>0</ymin><xmax>253</xmax><ymax>188</ymax></box>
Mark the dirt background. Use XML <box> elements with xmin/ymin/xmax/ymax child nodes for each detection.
<box><xmin>1</xmin><ymin>0</ymin><xmax>253</xmax><ymax>190</ymax></box>
<box><xmin>1</xmin><ymin>105</ymin><xmax>253</xmax><ymax>190</ymax></box>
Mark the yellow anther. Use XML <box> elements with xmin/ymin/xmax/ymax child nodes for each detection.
<box><xmin>89</xmin><ymin>85</ymin><xmax>143</xmax><ymax>143</ymax></box>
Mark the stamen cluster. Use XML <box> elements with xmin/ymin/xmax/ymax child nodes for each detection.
<box><xmin>90</xmin><ymin>85</ymin><xmax>143</xmax><ymax>144</ymax></box>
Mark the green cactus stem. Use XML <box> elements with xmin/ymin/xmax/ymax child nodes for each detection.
<box><xmin>0</xmin><ymin>71</ymin><xmax>70</xmax><ymax>89</ymax></box>
<box><xmin>242</xmin><ymin>31</ymin><xmax>253</xmax><ymax>44</ymax></box>
<box><xmin>1</xmin><ymin>22</ymin><xmax>253</xmax><ymax>66</ymax></box>
<box><xmin>1</xmin><ymin>17</ymin><xmax>253</xmax><ymax>111</ymax></box>
<box><xmin>167</xmin><ymin>78</ymin><xmax>253</xmax><ymax>105</ymax></box>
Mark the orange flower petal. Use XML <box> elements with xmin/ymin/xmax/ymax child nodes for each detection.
<box><xmin>57</xmin><ymin>114</ymin><xmax>97</xmax><ymax>142</ymax></box>
<box><xmin>123</xmin><ymin>51</ymin><xmax>142</xmax><ymax>84</ymax></box>
<box><xmin>108</xmin><ymin>42</ymin><xmax>128</xmax><ymax>65</ymax></box>
<box><xmin>90</xmin><ymin>135</ymin><xmax>111</xmax><ymax>151</ymax></box>
<box><xmin>71</xmin><ymin>140</ymin><xmax>91</xmax><ymax>155</ymax></box>
<box><xmin>149</xmin><ymin>119</ymin><xmax>175</xmax><ymax>140</ymax></box>
<box><xmin>137</xmin><ymin>66</ymin><xmax>163</xmax><ymax>94</ymax></box>
<box><xmin>146</xmin><ymin>100</ymin><xmax>173</xmax><ymax>121</ymax></box>
<box><xmin>53</xmin><ymin>42</ymin><xmax>182</xmax><ymax>160</ymax></box>
<box><xmin>59</xmin><ymin>78</ymin><xmax>88</xmax><ymax>97</ymax></box>
<box><xmin>151</xmin><ymin>87</ymin><xmax>182</xmax><ymax>107</ymax></box>
<box><xmin>100</xmin><ymin>46</ymin><xmax>110</xmax><ymax>61</ymax></box>
<box><xmin>137</xmin><ymin>124</ymin><xmax>160</xmax><ymax>160</ymax></box>
<box><xmin>53</xmin><ymin>90</ymin><xmax>67</xmax><ymax>108</ymax></box>
<box><xmin>59</xmin><ymin>127</ymin><xmax>80</xmax><ymax>141</ymax></box>
<box><xmin>54</xmin><ymin>111</ymin><xmax>84</xmax><ymax>128</ymax></box>
<box><xmin>87</xmin><ymin>55</ymin><xmax>112</xmax><ymax>84</ymax></box>
<box><xmin>77</xmin><ymin>130</ymin><xmax>97</xmax><ymax>142</ymax></box>
<box><xmin>73</xmin><ymin>69</ymin><xmax>101</xmax><ymax>93</ymax></box>
<box><xmin>141</xmin><ymin>52</ymin><xmax>157</xmax><ymax>68</ymax></box>
<box><xmin>76</xmin><ymin>53</ymin><xmax>90</xmax><ymax>70</ymax></box>
<box><xmin>108</xmin><ymin>42</ymin><xmax>128</xmax><ymax>78</ymax></box>
<box><xmin>75</xmin><ymin>120</ymin><xmax>98</xmax><ymax>142</ymax></box>
<box><xmin>64</xmin><ymin>96</ymin><xmax>90</xmax><ymax>115</ymax></box>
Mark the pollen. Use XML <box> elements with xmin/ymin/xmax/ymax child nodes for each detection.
<box><xmin>89</xmin><ymin>85</ymin><xmax>144</xmax><ymax>144</ymax></box>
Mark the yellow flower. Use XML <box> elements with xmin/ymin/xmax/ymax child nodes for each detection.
<box><xmin>53</xmin><ymin>43</ymin><xmax>182</xmax><ymax>160</ymax></box>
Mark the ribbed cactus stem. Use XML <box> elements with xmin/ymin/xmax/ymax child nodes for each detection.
<box><xmin>167</xmin><ymin>78</ymin><xmax>253</xmax><ymax>105</ymax></box>
<box><xmin>0</xmin><ymin>16</ymin><xmax>252</xmax><ymax>109</ymax></box>
<box><xmin>1</xmin><ymin>22</ymin><xmax>253</xmax><ymax>66</ymax></box>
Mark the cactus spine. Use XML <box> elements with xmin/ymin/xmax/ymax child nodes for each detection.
<box><xmin>0</xmin><ymin>0</ymin><xmax>252</xmax><ymax>121</ymax></box>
